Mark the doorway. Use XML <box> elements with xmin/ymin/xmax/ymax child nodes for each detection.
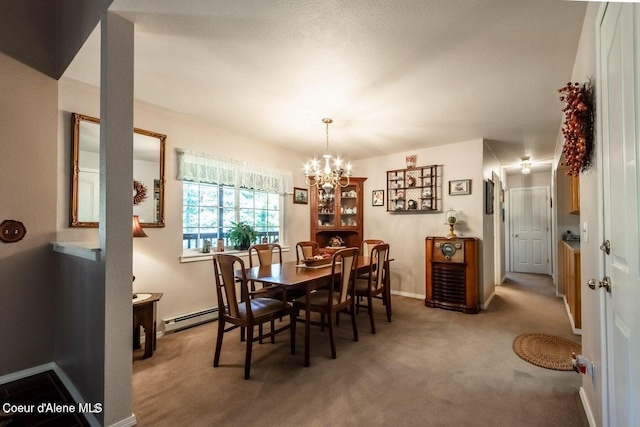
<box><xmin>509</xmin><ymin>187</ymin><xmax>551</xmax><ymax>275</ymax></box>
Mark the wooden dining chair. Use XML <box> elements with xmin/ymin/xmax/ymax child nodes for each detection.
<box><xmin>292</xmin><ymin>247</ymin><xmax>359</xmax><ymax>360</ymax></box>
<box><xmin>248</xmin><ymin>243</ymin><xmax>284</xmax><ymax>342</ymax></box>
<box><xmin>361</xmin><ymin>239</ymin><xmax>384</xmax><ymax>257</ymax></box>
<box><xmin>212</xmin><ymin>253</ymin><xmax>295</xmax><ymax>379</ymax></box>
<box><xmin>248</xmin><ymin>243</ymin><xmax>282</xmax><ymax>270</ymax></box>
<box><xmin>358</xmin><ymin>239</ymin><xmax>384</xmax><ymax>279</ymax></box>
<box><xmin>354</xmin><ymin>243</ymin><xmax>391</xmax><ymax>334</ymax></box>
<box><xmin>296</xmin><ymin>241</ymin><xmax>320</xmax><ymax>263</ymax></box>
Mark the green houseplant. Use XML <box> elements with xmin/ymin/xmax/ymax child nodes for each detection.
<box><xmin>227</xmin><ymin>221</ymin><xmax>258</xmax><ymax>250</ymax></box>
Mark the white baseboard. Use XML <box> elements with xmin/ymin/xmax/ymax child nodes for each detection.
<box><xmin>390</xmin><ymin>290</ymin><xmax>423</xmax><ymax>300</ymax></box>
<box><xmin>563</xmin><ymin>295</ymin><xmax>582</xmax><ymax>335</ymax></box>
<box><xmin>579</xmin><ymin>386</ymin><xmax>597</xmax><ymax>427</ymax></box>
<box><xmin>481</xmin><ymin>291</ymin><xmax>496</xmax><ymax>309</ymax></box>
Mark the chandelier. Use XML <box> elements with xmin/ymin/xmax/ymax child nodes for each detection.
<box><xmin>304</xmin><ymin>118</ymin><xmax>352</xmax><ymax>193</ymax></box>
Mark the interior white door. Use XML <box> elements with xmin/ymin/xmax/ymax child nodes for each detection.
<box><xmin>509</xmin><ymin>187</ymin><xmax>550</xmax><ymax>274</ymax></box>
<box><xmin>600</xmin><ymin>3</ymin><xmax>640</xmax><ymax>426</ymax></box>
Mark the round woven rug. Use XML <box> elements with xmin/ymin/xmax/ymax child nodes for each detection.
<box><xmin>512</xmin><ymin>333</ymin><xmax>581</xmax><ymax>371</ymax></box>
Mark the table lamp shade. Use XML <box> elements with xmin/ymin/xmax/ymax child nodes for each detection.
<box><xmin>132</xmin><ymin>215</ymin><xmax>148</xmax><ymax>238</ymax></box>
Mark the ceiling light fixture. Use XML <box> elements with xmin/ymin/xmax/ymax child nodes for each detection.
<box><xmin>304</xmin><ymin>118</ymin><xmax>351</xmax><ymax>193</ymax></box>
<box><xmin>521</xmin><ymin>157</ymin><xmax>531</xmax><ymax>175</ymax></box>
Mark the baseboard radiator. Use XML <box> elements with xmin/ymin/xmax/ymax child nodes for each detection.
<box><xmin>163</xmin><ymin>307</ymin><xmax>219</xmax><ymax>332</ymax></box>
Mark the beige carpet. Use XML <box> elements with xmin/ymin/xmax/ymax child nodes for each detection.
<box><xmin>133</xmin><ymin>272</ymin><xmax>588</xmax><ymax>427</ymax></box>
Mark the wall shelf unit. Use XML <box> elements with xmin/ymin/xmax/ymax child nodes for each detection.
<box><xmin>386</xmin><ymin>165</ymin><xmax>442</xmax><ymax>213</ymax></box>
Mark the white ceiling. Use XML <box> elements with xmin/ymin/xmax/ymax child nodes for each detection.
<box><xmin>63</xmin><ymin>0</ymin><xmax>588</xmax><ymax>165</ymax></box>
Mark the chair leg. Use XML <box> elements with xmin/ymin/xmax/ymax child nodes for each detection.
<box><xmin>271</xmin><ymin>320</ymin><xmax>276</xmax><ymax>344</ymax></box>
<box><xmin>384</xmin><ymin>288</ymin><xmax>392</xmax><ymax>322</ymax></box>
<box><xmin>289</xmin><ymin>312</ymin><xmax>296</xmax><ymax>355</ymax></box>
<box><xmin>258</xmin><ymin>324</ymin><xmax>263</xmax><ymax>344</ymax></box>
<box><xmin>214</xmin><ymin>319</ymin><xmax>225</xmax><ymax>367</ymax></box>
<box><xmin>350</xmin><ymin>303</ymin><xmax>359</xmax><ymax>342</ymax></box>
<box><xmin>368</xmin><ymin>294</ymin><xmax>376</xmax><ymax>334</ymax></box>
<box><xmin>240</xmin><ymin>326</ymin><xmax>246</xmax><ymax>342</ymax></box>
<box><xmin>244</xmin><ymin>325</ymin><xmax>254</xmax><ymax>380</ymax></box>
<box><xmin>320</xmin><ymin>313</ymin><xmax>326</xmax><ymax>331</ymax></box>
<box><xmin>328</xmin><ymin>312</ymin><xmax>337</xmax><ymax>359</ymax></box>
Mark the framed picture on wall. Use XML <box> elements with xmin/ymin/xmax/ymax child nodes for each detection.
<box><xmin>293</xmin><ymin>187</ymin><xmax>308</xmax><ymax>204</ymax></box>
<box><xmin>372</xmin><ymin>190</ymin><xmax>384</xmax><ymax>206</ymax></box>
<box><xmin>485</xmin><ymin>180</ymin><xmax>494</xmax><ymax>215</ymax></box>
<box><xmin>449</xmin><ymin>179</ymin><xmax>471</xmax><ymax>195</ymax></box>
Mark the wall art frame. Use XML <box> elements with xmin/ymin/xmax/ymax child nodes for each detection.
<box><xmin>449</xmin><ymin>179</ymin><xmax>471</xmax><ymax>196</ymax></box>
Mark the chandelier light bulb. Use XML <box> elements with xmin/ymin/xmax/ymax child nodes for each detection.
<box><xmin>303</xmin><ymin>118</ymin><xmax>352</xmax><ymax>192</ymax></box>
<box><xmin>521</xmin><ymin>156</ymin><xmax>532</xmax><ymax>175</ymax></box>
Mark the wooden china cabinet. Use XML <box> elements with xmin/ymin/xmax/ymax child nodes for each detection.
<box><xmin>309</xmin><ymin>177</ymin><xmax>367</xmax><ymax>249</ymax></box>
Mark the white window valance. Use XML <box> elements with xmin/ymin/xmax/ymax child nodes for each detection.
<box><xmin>176</xmin><ymin>149</ymin><xmax>294</xmax><ymax>195</ymax></box>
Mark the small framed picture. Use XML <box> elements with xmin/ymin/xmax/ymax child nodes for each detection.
<box><xmin>485</xmin><ymin>180</ymin><xmax>494</xmax><ymax>215</ymax></box>
<box><xmin>372</xmin><ymin>190</ymin><xmax>384</xmax><ymax>206</ymax></box>
<box><xmin>449</xmin><ymin>179</ymin><xmax>471</xmax><ymax>195</ymax></box>
<box><xmin>293</xmin><ymin>187</ymin><xmax>308</xmax><ymax>204</ymax></box>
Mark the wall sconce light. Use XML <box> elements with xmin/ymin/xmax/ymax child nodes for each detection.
<box><xmin>521</xmin><ymin>157</ymin><xmax>531</xmax><ymax>175</ymax></box>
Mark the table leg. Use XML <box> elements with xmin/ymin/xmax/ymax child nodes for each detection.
<box><xmin>385</xmin><ymin>260</ymin><xmax>392</xmax><ymax>320</ymax></box>
<box><xmin>304</xmin><ymin>282</ymin><xmax>311</xmax><ymax>367</ymax></box>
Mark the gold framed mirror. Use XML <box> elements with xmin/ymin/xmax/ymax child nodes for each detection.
<box><xmin>70</xmin><ymin>113</ymin><xmax>166</xmax><ymax>228</ymax></box>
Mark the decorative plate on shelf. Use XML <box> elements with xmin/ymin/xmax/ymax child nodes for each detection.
<box><xmin>407</xmin><ymin>199</ymin><xmax>418</xmax><ymax>210</ymax></box>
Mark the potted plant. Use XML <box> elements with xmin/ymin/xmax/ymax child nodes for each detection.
<box><xmin>227</xmin><ymin>221</ymin><xmax>258</xmax><ymax>250</ymax></box>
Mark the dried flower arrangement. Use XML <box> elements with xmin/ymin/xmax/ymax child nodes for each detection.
<box><xmin>558</xmin><ymin>81</ymin><xmax>594</xmax><ymax>176</ymax></box>
<box><xmin>133</xmin><ymin>180</ymin><xmax>148</xmax><ymax>205</ymax></box>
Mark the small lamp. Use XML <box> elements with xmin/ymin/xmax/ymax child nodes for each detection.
<box><xmin>445</xmin><ymin>208</ymin><xmax>458</xmax><ymax>238</ymax></box>
<box><xmin>132</xmin><ymin>215</ymin><xmax>147</xmax><ymax>238</ymax></box>
<box><xmin>132</xmin><ymin>215</ymin><xmax>147</xmax><ymax>294</ymax></box>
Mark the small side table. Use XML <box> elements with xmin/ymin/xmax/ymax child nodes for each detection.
<box><xmin>133</xmin><ymin>292</ymin><xmax>163</xmax><ymax>358</ymax></box>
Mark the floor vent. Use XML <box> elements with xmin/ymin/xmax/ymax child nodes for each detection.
<box><xmin>163</xmin><ymin>307</ymin><xmax>218</xmax><ymax>332</ymax></box>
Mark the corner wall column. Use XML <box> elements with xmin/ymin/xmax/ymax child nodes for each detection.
<box><xmin>100</xmin><ymin>9</ymin><xmax>135</xmax><ymax>426</ymax></box>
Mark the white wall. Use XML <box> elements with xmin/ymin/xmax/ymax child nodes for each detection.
<box><xmin>553</xmin><ymin>3</ymin><xmax>601</xmax><ymax>425</ymax></box>
<box><xmin>482</xmin><ymin>144</ymin><xmax>501</xmax><ymax>304</ymax></box>
<box><xmin>506</xmin><ymin>170</ymin><xmax>551</xmax><ymax>189</ymax></box>
<box><xmin>58</xmin><ymin>78</ymin><xmax>311</xmax><ymax>329</ymax></box>
<box><xmin>359</xmin><ymin>139</ymin><xmax>486</xmax><ymax>301</ymax></box>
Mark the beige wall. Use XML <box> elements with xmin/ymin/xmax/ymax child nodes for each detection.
<box><xmin>566</xmin><ymin>3</ymin><xmax>601</xmax><ymax>425</ymax></box>
<box><xmin>58</xmin><ymin>78</ymin><xmax>312</xmax><ymax>328</ymax></box>
<box><xmin>359</xmin><ymin>139</ymin><xmax>488</xmax><ymax>302</ymax></box>
<box><xmin>0</xmin><ymin>52</ymin><xmax>58</xmax><ymax>375</ymax></box>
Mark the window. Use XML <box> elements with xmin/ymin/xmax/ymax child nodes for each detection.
<box><xmin>182</xmin><ymin>181</ymin><xmax>281</xmax><ymax>250</ymax></box>
<box><xmin>177</xmin><ymin>148</ymin><xmax>293</xmax><ymax>252</ymax></box>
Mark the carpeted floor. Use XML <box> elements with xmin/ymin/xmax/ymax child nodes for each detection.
<box><xmin>132</xmin><ymin>272</ymin><xmax>588</xmax><ymax>427</ymax></box>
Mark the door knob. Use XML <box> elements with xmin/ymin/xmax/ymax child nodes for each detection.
<box><xmin>600</xmin><ymin>240</ymin><xmax>610</xmax><ymax>255</ymax></box>
<box><xmin>588</xmin><ymin>276</ymin><xmax>611</xmax><ymax>293</ymax></box>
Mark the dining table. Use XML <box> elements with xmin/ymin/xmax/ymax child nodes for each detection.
<box><xmin>238</xmin><ymin>256</ymin><xmax>391</xmax><ymax>367</ymax></box>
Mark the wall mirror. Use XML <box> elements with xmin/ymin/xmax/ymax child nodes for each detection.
<box><xmin>70</xmin><ymin>113</ymin><xmax>166</xmax><ymax>228</ymax></box>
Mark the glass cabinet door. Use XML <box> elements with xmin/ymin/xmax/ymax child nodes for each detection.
<box><xmin>339</xmin><ymin>184</ymin><xmax>358</xmax><ymax>227</ymax></box>
<box><xmin>316</xmin><ymin>189</ymin><xmax>335</xmax><ymax>227</ymax></box>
